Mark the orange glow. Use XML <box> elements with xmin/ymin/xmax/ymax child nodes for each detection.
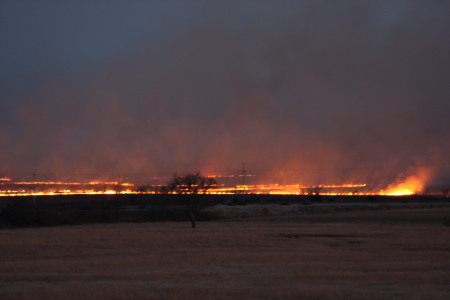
<box><xmin>209</xmin><ymin>183</ymin><xmax>367</xmax><ymax>195</ymax></box>
<box><xmin>378</xmin><ymin>168</ymin><xmax>431</xmax><ymax>196</ymax></box>
<box><xmin>381</xmin><ymin>188</ymin><xmax>415</xmax><ymax>196</ymax></box>
<box><xmin>0</xmin><ymin>180</ymin><xmax>139</xmax><ymax>196</ymax></box>
<box><xmin>379</xmin><ymin>181</ymin><xmax>420</xmax><ymax>196</ymax></box>
<box><xmin>0</xmin><ymin>169</ymin><xmax>435</xmax><ymax>197</ymax></box>
<box><xmin>206</xmin><ymin>174</ymin><xmax>256</xmax><ymax>178</ymax></box>
<box><xmin>0</xmin><ymin>189</ymin><xmax>140</xmax><ymax>197</ymax></box>
<box><xmin>0</xmin><ymin>181</ymin><xmax>368</xmax><ymax>196</ymax></box>
<box><xmin>12</xmin><ymin>181</ymin><xmax>134</xmax><ymax>186</ymax></box>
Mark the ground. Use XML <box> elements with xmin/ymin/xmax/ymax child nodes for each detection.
<box><xmin>1</xmin><ymin>207</ymin><xmax>450</xmax><ymax>299</ymax></box>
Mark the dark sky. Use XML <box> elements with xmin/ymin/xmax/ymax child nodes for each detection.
<box><xmin>1</xmin><ymin>1</ymin><xmax>449</xmax><ymax>187</ymax></box>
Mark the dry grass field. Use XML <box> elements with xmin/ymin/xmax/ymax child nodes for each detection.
<box><xmin>1</xmin><ymin>207</ymin><xmax>450</xmax><ymax>300</ymax></box>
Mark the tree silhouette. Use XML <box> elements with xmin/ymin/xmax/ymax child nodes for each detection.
<box><xmin>167</xmin><ymin>172</ymin><xmax>217</xmax><ymax>228</ymax></box>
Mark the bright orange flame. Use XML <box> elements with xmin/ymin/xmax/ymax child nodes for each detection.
<box><xmin>0</xmin><ymin>181</ymin><xmax>368</xmax><ymax>196</ymax></box>
<box><xmin>0</xmin><ymin>180</ymin><xmax>139</xmax><ymax>196</ymax></box>
<box><xmin>0</xmin><ymin>168</ymin><xmax>436</xmax><ymax>197</ymax></box>
<box><xmin>379</xmin><ymin>168</ymin><xmax>431</xmax><ymax>196</ymax></box>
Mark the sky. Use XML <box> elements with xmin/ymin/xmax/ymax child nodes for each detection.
<box><xmin>1</xmin><ymin>1</ymin><xmax>449</xmax><ymax>189</ymax></box>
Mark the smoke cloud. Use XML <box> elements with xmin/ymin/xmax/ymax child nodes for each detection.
<box><xmin>1</xmin><ymin>1</ymin><xmax>449</xmax><ymax>189</ymax></box>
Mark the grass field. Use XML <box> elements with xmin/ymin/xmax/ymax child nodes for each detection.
<box><xmin>1</xmin><ymin>207</ymin><xmax>450</xmax><ymax>299</ymax></box>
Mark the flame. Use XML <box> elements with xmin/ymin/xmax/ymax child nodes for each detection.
<box><xmin>12</xmin><ymin>181</ymin><xmax>133</xmax><ymax>186</ymax></box>
<box><xmin>0</xmin><ymin>180</ymin><xmax>368</xmax><ymax>197</ymax></box>
<box><xmin>0</xmin><ymin>180</ymin><xmax>139</xmax><ymax>196</ymax></box>
<box><xmin>379</xmin><ymin>168</ymin><xmax>431</xmax><ymax>196</ymax></box>
<box><xmin>206</xmin><ymin>174</ymin><xmax>256</xmax><ymax>178</ymax></box>
<box><xmin>211</xmin><ymin>183</ymin><xmax>367</xmax><ymax>195</ymax></box>
<box><xmin>0</xmin><ymin>168</ymin><xmax>437</xmax><ymax>197</ymax></box>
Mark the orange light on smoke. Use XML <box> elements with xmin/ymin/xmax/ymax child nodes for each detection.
<box><xmin>0</xmin><ymin>170</ymin><xmax>434</xmax><ymax>197</ymax></box>
<box><xmin>378</xmin><ymin>168</ymin><xmax>430</xmax><ymax>196</ymax></box>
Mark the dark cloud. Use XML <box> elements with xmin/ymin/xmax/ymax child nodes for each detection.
<box><xmin>0</xmin><ymin>1</ymin><xmax>449</xmax><ymax>189</ymax></box>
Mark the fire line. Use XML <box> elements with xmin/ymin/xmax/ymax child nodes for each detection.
<box><xmin>0</xmin><ymin>179</ymin><xmax>419</xmax><ymax>196</ymax></box>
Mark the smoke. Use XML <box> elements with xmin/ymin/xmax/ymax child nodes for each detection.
<box><xmin>1</xmin><ymin>1</ymin><xmax>449</xmax><ymax>187</ymax></box>
<box><xmin>379</xmin><ymin>166</ymin><xmax>434</xmax><ymax>195</ymax></box>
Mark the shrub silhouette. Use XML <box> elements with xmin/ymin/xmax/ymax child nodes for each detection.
<box><xmin>165</xmin><ymin>172</ymin><xmax>217</xmax><ymax>228</ymax></box>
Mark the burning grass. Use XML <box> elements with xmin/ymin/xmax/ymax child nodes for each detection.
<box><xmin>1</xmin><ymin>208</ymin><xmax>450</xmax><ymax>299</ymax></box>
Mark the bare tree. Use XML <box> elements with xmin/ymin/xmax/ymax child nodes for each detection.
<box><xmin>167</xmin><ymin>172</ymin><xmax>217</xmax><ymax>228</ymax></box>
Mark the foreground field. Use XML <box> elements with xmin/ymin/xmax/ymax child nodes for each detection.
<box><xmin>1</xmin><ymin>208</ymin><xmax>450</xmax><ymax>299</ymax></box>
